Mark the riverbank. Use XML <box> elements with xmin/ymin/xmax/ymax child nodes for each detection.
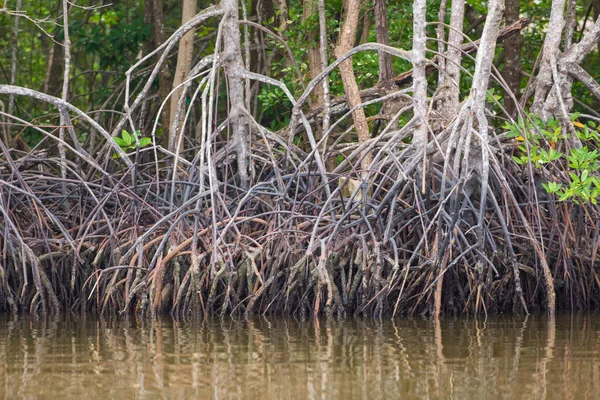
<box><xmin>1</xmin><ymin>139</ymin><xmax>599</xmax><ymax>318</ymax></box>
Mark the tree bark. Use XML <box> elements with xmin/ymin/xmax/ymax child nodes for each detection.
<box><xmin>252</xmin><ymin>0</ymin><xmax>275</xmax><ymax>26</ymax></box>
<box><xmin>304</xmin><ymin>0</ymin><xmax>323</xmax><ymax>106</ymax></box>
<box><xmin>7</xmin><ymin>0</ymin><xmax>23</xmax><ymax>139</ymax></box>
<box><xmin>594</xmin><ymin>0</ymin><xmax>600</xmax><ymax>54</ymax></box>
<box><xmin>143</xmin><ymin>0</ymin><xmax>155</xmax><ymax>54</ymax></box>
<box><xmin>274</xmin><ymin>0</ymin><xmax>289</xmax><ymax>35</ymax></box>
<box><xmin>374</xmin><ymin>0</ymin><xmax>393</xmax><ymax>83</ymax></box>
<box><xmin>334</xmin><ymin>0</ymin><xmax>372</xmax><ymax>173</ymax></box>
<box><xmin>436</xmin><ymin>0</ymin><xmax>448</xmax><ymax>88</ymax></box>
<box><xmin>533</xmin><ymin>2</ymin><xmax>600</xmax><ymax>122</ymax></box>
<box><xmin>531</xmin><ymin>0</ymin><xmax>566</xmax><ymax>120</ymax></box>
<box><xmin>44</xmin><ymin>0</ymin><xmax>66</xmax><ymax>99</ymax></box>
<box><xmin>439</xmin><ymin>0</ymin><xmax>465</xmax><ymax>121</ymax></box>
<box><xmin>222</xmin><ymin>0</ymin><xmax>251</xmax><ymax>189</ymax></box>
<box><xmin>151</xmin><ymin>0</ymin><xmax>171</xmax><ymax>133</ymax></box>
<box><xmin>168</xmin><ymin>0</ymin><xmax>197</xmax><ymax>153</ymax></box>
<box><xmin>564</xmin><ymin>0</ymin><xmax>577</xmax><ymax>50</ymax></box>
<box><xmin>59</xmin><ymin>0</ymin><xmax>72</xmax><ymax>186</ymax></box>
<box><xmin>412</xmin><ymin>0</ymin><xmax>428</xmax><ymax>148</ymax></box>
<box><xmin>502</xmin><ymin>0</ymin><xmax>522</xmax><ymax>116</ymax></box>
<box><xmin>249</xmin><ymin>0</ymin><xmax>276</xmax><ymax>74</ymax></box>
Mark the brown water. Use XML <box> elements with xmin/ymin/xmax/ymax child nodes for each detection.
<box><xmin>0</xmin><ymin>315</ymin><xmax>599</xmax><ymax>399</ymax></box>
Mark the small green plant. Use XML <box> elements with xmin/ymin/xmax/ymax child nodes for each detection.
<box><xmin>486</xmin><ymin>88</ymin><xmax>502</xmax><ymax>103</ymax></box>
<box><xmin>507</xmin><ymin>114</ymin><xmax>600</xmax><ymax>204</ymax></box>
<box><xmin>113</xmin><ymin>130</ymin><xmax>152</xmax><ymax>158</ymax></box>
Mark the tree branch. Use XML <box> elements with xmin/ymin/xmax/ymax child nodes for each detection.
<box><xmin>394</xmin><ymin>17</ymin><xmax>530</xmax><ymax>87</ymax></box>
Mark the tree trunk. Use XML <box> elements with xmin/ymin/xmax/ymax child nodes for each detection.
<box><xmin>412</xmin><ymin>0</ymin><xmax>428</xmax><ymax>148</ymax></box>
<box><xmin>143</xmin><ymin>0</ymin><xmax>155</xmax><ymax>54</ymax></box>
<box><xmin>304</xmin><ymin>0</ymin><xmax>323</xmax><ymax>106</ymax></box>
<box><xmin>222</xmin><ymin>0</ymin><xmax>251</xmax><ymax>189</ymax></box>
<box><xmin>318</xmin><ymin>0</ymin><xmax>333</xmax><ymax>169</ymax></box>
<box><xmin>533</xmin><ymin>0</ymin><xmax>600</xmax><ymax>123</ymax></box>
<box><xmin>151</xmin><ymin>0</ymin><xmax>171</xmax><ymax>136</ymax></box>
<box><xmin>168</xmin><ymin>0</ymin><xmax>197</xmax><ymax>153</ymax></box>
<box><xmin>531</xmin><ymin>0</ymin><xmax>566</xmax><ymax>120</ymax></box>
<box><xmin>274</xmin><ymin>0</ymin><xmax>289</xmax><ymax>35</ymax></box>
<box><xmin>44</xmin><ymin>0</ymin><xmax>66</xmax><ymax>100</ymax></box>
<box><xmin>7</xmin><ymin>0</ymin><xmax>23</xmax><ymax>140</ymax></box>
<box><xmin>252</xmin><ymin>0</ymin><xmax>275</xmax><ymax>25</ymax></box>
<box><xmin>250</xmin><ymin>0</ymin><xmax>276</xmax><ymax>74</ymax></box>
<box><xmin>334</xmin><ymin>0</ymin><xmax>372</xmax><ymax>173</ymax></box>
<box><xmin>595</xmin><ymin>0</ymin><xmax>600</xmax><ymax>54</ymax></box>
<box><xmin>374</xmin><ymin>0</ymin><xmax>393</xmax><ymax>83</ymax></box>
<box><xmin>502</xmin><ymin>0</ymin><xmax>522</xmax><ymax>117</ymax></box>
<box><xmin>59</xmin><ymin>0</ymin><xmax>72</xmax><ymax>186</ymax></box>
<box><xmin>436</xmin><ymin>0</ymin><xmax>448</xmax><ymax>88</ymax></box>
<box><xmin>439</xmin><ymin>0</ymin><xmax>465</xmax><ymax>122</ymax></box>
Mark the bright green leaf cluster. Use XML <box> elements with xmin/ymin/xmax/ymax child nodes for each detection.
<box><xmin>113</xmin><ymin>130</ymin><xmax>152</xmax><ymax>158</ymax></box>
<box><xmin>507</xmin><ymin>114</ymin><xmax>600</xmax><ymax>204</ymax></box>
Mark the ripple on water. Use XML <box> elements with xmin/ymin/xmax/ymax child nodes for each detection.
<box><xmin>0</xmin><ymin>314</ymin><xmax>600</xmax><ymax>399</ymax></box>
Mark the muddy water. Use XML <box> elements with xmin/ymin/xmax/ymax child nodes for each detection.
<box><xmin>0</xmin><ymin>315</ymin><xmax>599</xmax><ymax>399</ymax></box>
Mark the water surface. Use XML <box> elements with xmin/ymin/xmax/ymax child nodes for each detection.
<box><xmin>1</xmin><ymin>315</ymin><xmax>599</xmax><ymax>399</ymax></box>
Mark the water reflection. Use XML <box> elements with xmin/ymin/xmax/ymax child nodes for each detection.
<box><xmin>0</xmin><ymin>315</ymin><xmax>599</xmax><ymax>399</ymax></box>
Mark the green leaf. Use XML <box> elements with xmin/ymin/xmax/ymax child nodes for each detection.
<box><xmin>559</xmin><ymin>193</ymin><xmax>570</xmax><ymax>201</ymax></box>
<box><xmin>138</xmin><ymin>137</ymin><xmax>152</xmax><ymax>147</ymax></box>
<box><xmin>113</xmin><ymin>137</ymin><xmax>127</xmax><ymax>147</ymax></box>
<box><xmin>121</xmin><ymin>130</ymin><xmax>132</xmax><ymax>146</ymax></box>
<box><xmin>543</xmin><ymin>181</ymin><xmax>562</xmax><ymax>194</ymax></box>
<box><xmin>569</xmin><ymin>172</ymin><xmax>579</xmax><ymax>182</ymax></box>
<box><xmin>581</xmin><ymin>169</ymin><xmax>589</xmax><ymax>182</ymax></box>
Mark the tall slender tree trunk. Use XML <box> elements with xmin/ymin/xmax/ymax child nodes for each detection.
<box><xmin>151</xmin><ymin>0</ymin><xmax>171</xmax><ymax>134</ymax></box>
<box><xmin>502</xmin><ymin>0</ymin><xmax>522</xmax><ymax>117</ymax></box>
<box><xmin>59</xmin><ymin>0</ymin><xmax>71</xmax><ymax>185</ymax></box>
<box><xmin>412</xmin><ymin>0</ymin><xmax>428</xmax><ymax>148</ymax></box>
<box><xmin>7</xmin><ymin>0</ymin><xmax>23</xmax><ymax>141</ymax></box>
<box><xmin>373</xmin><ymin>0</ymin><xmax>396</xmax><ymax>139</ymax></box>
<box><xmin>273</xmin><ymin>0</ymin><xmax>289</xmax><ymax>34</ymax></box>
<box><xmin>43</xmin><ymin>1</ymin><xmax>65</xmax><ymax>102</ymax></box>
<box><xmin>250</xmin><ymin>0</ymin><xmax>275</xmax><ymax>74</ymax></box>
<box><xmin>439</xmin><ymin>0</ymin><xmax>465</xmax><ymax>122</ymax></box>
<box><xmin>318</xmin><ymin>0</ymin><xmax>333</xmax><ymax>170</ymax></box>
<box><xmin>222</xmin><ymin>0</ymin><xmax>251</xmax><ymax>189</ymax></box>
<box><xmin>374</xmin><ymin>0</ymin><xmax>393</xmax><ymax>83</ymax></box>
<box><xmin>531</xmin><ymin>0</ymin><xmax>566</xmax><ymax>120</ymax></box>
<box><xmin>334</xmin><ymin>0</ymin><xmax>372</xmax><ymax>173</ymax></box>
<box><xmin>304</xmin><ymin>0</ymin><xmax>323</xmax><ymax>107</ymax></box>
<box><xmin>594</xmin><ymin>0</ymin><xmax>600</xmax><ymax>53</ymax></box>
<box><xmin>168</xmin><ymin>0</ymin><xmax>197</xmax><ymax>153</ymax></box>
<box><xmin>143</xmin><ymin>0</ymin><xmax>155</xmax><ymax>54</ymax></box>
<box><xmin>436</xmin><ymin>0</ymin><xmax>448</xmax><ymax>86</ymax></box>
<box><xmin>304</xmin><ymin>0</ymin><xmax>328</xmax><ymax>164</ymax></box>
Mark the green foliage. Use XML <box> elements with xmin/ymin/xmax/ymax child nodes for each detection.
<box><xmin>507</xmin><ymin>114</ymin><xmax>600</xmax><ymax>204</ymax></box>
<box><xmin>72</xmin><ymin>14</ymin><xmax>151</xmax><ymax>71</ymax></box>
<box><xmin>257</xmin><ymin>84</ymin><xmax>293</xmax><ymax>131</ymax></box>
<box><xmin>113</xmin><ymin>130</ymin><xmax>152</xmax><ymax>157</ymax></box>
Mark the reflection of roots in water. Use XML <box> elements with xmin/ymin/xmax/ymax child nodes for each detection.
<box><xmin>1</xmin><ymin>315</ymin><xmax>599</xmax><ymax>399</ymax></box>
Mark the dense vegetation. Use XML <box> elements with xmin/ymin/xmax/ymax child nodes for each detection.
<box><xmin>1</xmin><ymin>0</ymin><xmax>600</xmax><ymax>317</ymax></box>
